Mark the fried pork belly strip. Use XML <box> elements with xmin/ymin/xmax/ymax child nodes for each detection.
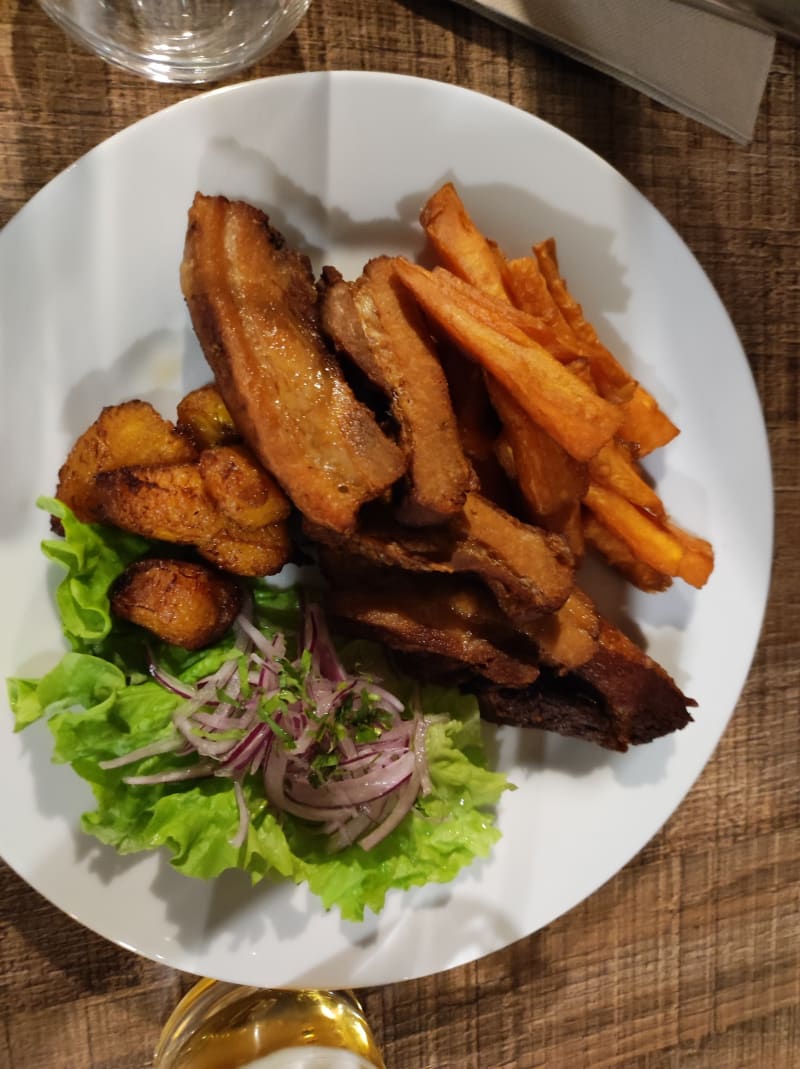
<box><xmin>327</xmin><ymin>562</ymin><xmax>598</xmax><ymax>677</ymax></box>
<box><xmin>305</xmin><ymin>491</ymin><xmax>575</xmax><ymax>622</ymax></box>
<box><xmin>321</xmin><ymin>548</ymin><xmax>681</xmax><ymax>750</ymax></box>
<box><xmin>323</xmin><ymin>563</ymin><xmax>542</xmax><ymax>687</ymax></box>
<box><xmin>480</xmin><ymin>617</ymin><xmax>695</xmax><ymax>751</ymax></box>
<box><xmin>319</xmin><ymin>256</ymin><xmax>473</xmax><ymax>525</ymax></box>
<box><xmin>524</xmin><ymin>589</ymin><xmax>598</xmax><ymax>671</ymax></box>
<box><xmin>452</xmin><ymin>492</ymin><xmax>575</xmax><ymax>622</ymax></box>
<box><xmin>318</xmin><ymin>545</ymin><xmax>685</xmax><ymax>749</ymax></box>
<box><xmin>180</xmin><ymin>194</ymin><xmax>406</xmax><ymax>532</ymax></box>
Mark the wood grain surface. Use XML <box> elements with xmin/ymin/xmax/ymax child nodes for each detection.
<box><xmin>1</xmin><ymin>2</ymin><xmax>798</xmax><ymax>1067</ymax></box>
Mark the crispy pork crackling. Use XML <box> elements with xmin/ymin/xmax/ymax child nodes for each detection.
<box><xmin>319</xmin><ymin>257</ymin><xmax>474</xmax><ymax>526</ymax></box>
<box><xmin>479</xmin><ymin>618</ymin><xmax>695</xmax><ymax>752</ymax></box>
<box><xmin>180</xmin><ymin>194</ymin><xmax>406</xmax><ymax>533</ymax></box>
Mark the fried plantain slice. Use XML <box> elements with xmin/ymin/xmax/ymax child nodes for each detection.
<box><xmin>56</xmin><ymin>401</ymin><xmax>198</xmax><ymax>523</ymax></box>
<box><xmin>94</xmin><ymin>462</ymin><xmax>222</xmax><ymax>544</ymax></box>
<box><xmin>197</xmin><ymin>521</ymin><xmax>291</xmax><ymax>577</ymax></box>
<box><xmin>198</xmin><ymin>444</ymin><xmax>291</xmax><ymax>529</ymax></box>
<box><xmin>110</xmin><ymin>557</ymin><xmax>243</xmax><ymax>650</ymax></box>
<box><xmin>94</xmin><ymin>461</ymin><xmax>291</xmax><ymax>577</ymax></box>
<box><xmin>176</xmin><ymin>383</ymin><xmax>240</xmax><ymax>450</ymax></box>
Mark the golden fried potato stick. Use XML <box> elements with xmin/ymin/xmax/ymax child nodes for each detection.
<box><xmin>412</xmin><ymin>262</ymin><xmax>586</xmax><ymax>534</ymax></box>
<box><xmin>617</xmin><ymin>383</ymin><xmax>680</xmax><ymax>456</ymax></box>
<box><xmin>418</xmin><ymin>185</ymin><xmax>606</xmax><ymax>538</ymax></box>
<box><xmin>420</xmin><ymin>181</ymin><xmax>510</xmax><ymax>301</ymax></box>
<box><xmin>420</xmin><ymin>185</ymin><xmax>586</xmax><ymax>364</ymax></box>
<box><xmin>430</xmin><ymin>265</ymin><xmax>594</xmax><ymax>364</ymax></box>
<box><xmin>504</xmin><ymin>254</ymin><xmax>570</xmax><ymax>328</ymax></box>
<box><xmin>582</xmin><ymin>509</ymin><xmax>672</xmax><ymax>593</ymax></box>
<box><xmin>489</xmin><ymin>379</ymin><xmax>588</xmax><ymax>522</ymax></box>
<box><xmin>493</xmin><ymin>432</ymin><xmax>585</xmax><ymax>562</ymax></box>
<box><xmin>588</xmin><ymin>439</ymin><xmax>665</xmax><ymax>518</ymax></box>
<box><xmin>532</xmin><ymin>239</ymin><xmax>636</xmax><ymax>404</ymax></box>
<box><xmin>504</xmin><ymin>256</ymin><xmax>602</xmax><ymax>359</ymax></box>
<box><xmin>531</xmin><ymin>238</ymin><xmax>679</xmax><ymax>449</ymax></box>
<box><xmin>583</xmin><ymin>481</ymin><xmax>683</xmax><ymax>576</ymax></box>
<box><xmin>664</xmin><ymin>520</ymin><xmax>715</xmax><ymax>588</ymax></box>
<box><xmin>394</xmin><ymin>258</ymin><xmax>622</xmax><ymax>462</ymax></box>
<box><xmin>533</xmin><ymin>239</ymin><xmax>609</xmax><ymax>348</ymax></box>
<box><xmin>583</xmin><ymin>482</ymin><xmax>712</xmax><ymax>588</ymax></box>
<box><xmin>419</xmin><ymin>184</ymin><xmax>677</xmax><ymax>462</ymax></box>
<box><xmin>419</xmin><ymin>183</ymin><xmax>633</xmax><ymax>405</ymax></box>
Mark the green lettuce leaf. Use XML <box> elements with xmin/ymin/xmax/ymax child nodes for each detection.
<box><xmin>7</xmin><ymin>502</ymin><xmax>512</xmax><ymax>920</ymax></box>
<box><xmin>37</xmin><ymin>496</ymin><xmax>150</xmax><ymax>653</ymax></box>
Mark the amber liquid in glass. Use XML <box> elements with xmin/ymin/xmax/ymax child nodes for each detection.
<box><xmin>154</xmin><ymin>981</ymin><xmax>385</xmax><ymax>1069</ymax></box>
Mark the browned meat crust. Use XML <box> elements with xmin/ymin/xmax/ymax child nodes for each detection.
<box><xmin>305</xmin><ymin>490</ymin><xmax>574</xmax><ymax>621</ymax></box>
<box><xmin>479</xmin><ymin>617</ymin><xmax>695</xmax><ymax>751</ymax></box>
<box><xmin>451</xmin><ymin>493</ymin><xmax>574</xmax><ymax>622</ymax></box>
<box><xmin>521</xmin><ymin>589</ymin><xmax>598</xmax><ymax>671</ymax></box>
<box><xmin>180</xmin><ymin>194</ymin><xmax>406</xmax><ymax>532</ymax></box>
<box><xmin>324</xmin><ymin>563</ymin><xmax>541</xmax><ymax>687</ymax></box>
<box><xmin>320</xmin><ymin>257</ymin><xmax>473</xmax><ymax>525</ymax></box>
<box><xmin>324</xmin><ymin>556</ymin><xmax>690</xmax><ymax>749</ymax></box>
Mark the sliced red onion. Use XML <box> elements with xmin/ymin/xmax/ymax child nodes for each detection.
<box><xmin>285</xmin><ymin>752</ymin><xmax>415</xmax><ymax>808</ymax></box>
<box><xmin>220</xmin><ymin>722</ymin><xmax>269</xmax><ymax>772</ymax></box>
<box><xmin>118</xmin><ymin>599</ymin><xmax>431</xmax><ymax>853</ymax></box>
<box><xmin>147</xmin><ymin>662</ymin><xmax>197</xmax><ymax>700</ymax></box>
<box><xmin>413</xmin><ymin>718</ymin><xmax>433</xmax><ymax>797</ymax></box>
<box><xmin>326</xmin><ymin>810</ymin><xmax>377</xmax><ymax>852</ymax></box>
<box><xmin>359</xmin><ymin>772</ymin><xmax>422</xmax><ymax>851</ymax></box>
<box><xmin>304</xmin><ymin>601</ymin><xmax>348</xmax><ymax>682</ymax></box>
<box><xmin>123</xmin><ymin>761</ymin><xmax>216</xmax><ymax>786</ymax></box>
<box><xmin>99</xmin><ymin>735</ymin><xmax>186</xmax><ymax>769</ymax></box>
<box><xmin>230</xmin><ymin>779</ymin><xmax>249</xmax><ymax>849</ymax></box>
<box><xmin>236</xmin><ymin>612</ymin><xmax>285</xmax><ymax>660</ymax></box>
<box><xmin>193</xmin><ymin>710</ymin><xmax>252</xmax><ymax>732</ymax></box>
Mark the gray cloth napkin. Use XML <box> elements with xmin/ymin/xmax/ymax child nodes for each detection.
<box><xmin>453</xmin><ymin>0</ymin><xmax>776</xmax><ymax>141</ymax></box>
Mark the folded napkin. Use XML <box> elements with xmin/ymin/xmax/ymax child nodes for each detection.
<box><xmin>453</xmin><ymin>0</ymin><xmax>775</xmax><ymax>141</ymax></box>
<box><xmin>678</xmin><ymin>0</ymin><xmax>800</xmax><ymax>41</ymax></box>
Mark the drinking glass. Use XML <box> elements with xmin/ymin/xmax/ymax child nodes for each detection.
<box><xmin>154</xmin><ymin>980</ymin><xmax>387</xmax><ymax>1069</ymax></box>
<box><xmin>38</xmin><ymin>1</ymin><xmax>312</xmax><ymax>84</ymax></box>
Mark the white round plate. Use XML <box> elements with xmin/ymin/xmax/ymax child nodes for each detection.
<box><xmin>0</xmin><ymin>71</ymin><xmax>772</xmax><ymax>988</ymax></box>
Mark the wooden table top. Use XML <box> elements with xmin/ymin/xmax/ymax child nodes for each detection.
<box><xmin>1</xmin><ymin>2</ymin><xmax>798</xmax><ymax>1067</ymax></box>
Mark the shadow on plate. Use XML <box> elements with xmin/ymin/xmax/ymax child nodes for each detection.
<box><xmin>195</xmin><ymin>136</ymin><xmax>425</xmax><ymax>274</ymax></box>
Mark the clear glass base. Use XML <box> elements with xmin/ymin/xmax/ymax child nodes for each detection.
<box><xmin>38</xmin><ymin>1</ymin><xmax>312</xmax><ymax>84</ymax></box>
<box><xmin>154</xmin><ymin>980</ymin><xmax>386</xmax><ymax>1069</ymax></box>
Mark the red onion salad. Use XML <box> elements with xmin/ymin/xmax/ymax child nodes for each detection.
<box><xmin>99</xmin><ymin>600</ymin><xmax>434</xmax><ymax>852</ymax></box>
